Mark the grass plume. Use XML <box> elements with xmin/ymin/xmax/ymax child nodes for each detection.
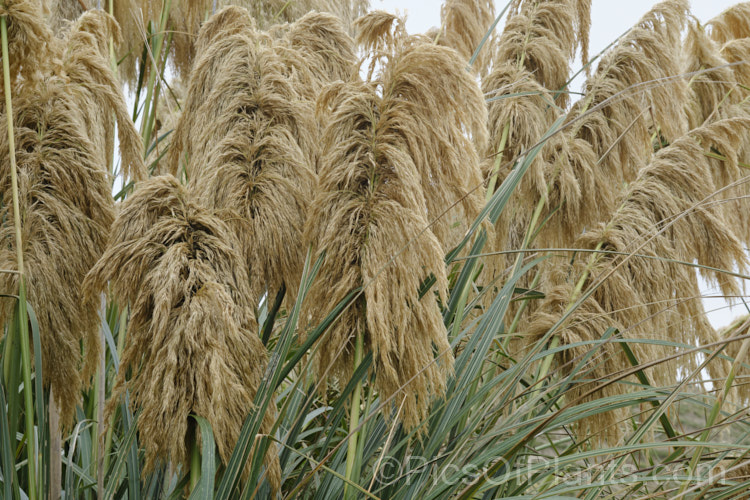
<box><xmin>434</xmin><ymin>0</ymin><xmax>495</xmax><ymax>75</ymax></box>
<box><xmin>528</xmin><ymin>113</ymin><xmax>750</xmax><ymax>439</ymax></box>
<box><xmin>305</xmin><ymin>79</ymin><xmax>453</xmax><ymax>431</ymax></box>
<box><xmin>0</xmin><ymin>77</ymin><xmax>114</xmax><ymax>430</ymax></box>
<box><xmin>172</xmin><ymin>6</ymin><xmax>318</xmax><ymax>300</ymax></box>
<box><xmin>84</xmin><ymin>175</ymin><xmax>280</xmax><ymax>487</ymax></box>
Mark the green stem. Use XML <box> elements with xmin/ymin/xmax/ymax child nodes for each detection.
<box><xmin>680</xmin><ymin>323</ymin><xmax>750</xmax><ymax>494</ymax></box>
<box><xmin>507</xmin><ymin>271</ymin><xmax>541</xmax><ymax>336</ymax></box>
<box><xmin>2</xmin><ymin>13</ymin><xmax>36</xmax><ymax>500</ymax></box>
<box><xmin>102</xmin><ymin>306</ymin><xmax>128</xmax><ymax>476</ymax></box>
<box><xmin>49</xmin><ymin>390</ymin><xmax>61</xmax><ymax>500</ymax></box>
<box><xmin>95</xmin><ymin>303</ymin><xmax>106</xmax><ymax>498</ymax></box>
<box><xmin>536</xmin><ymin>336</ymin><xmax>560</xmax><ymax>382</ymax></box>
<box><xmin>140</xmin><ymin>0</ymin><xmax>172</xmax><ymax>148</ymax></box>
<box><xmin>189</xmin><ymin>434</ymin><xmax>201</xmax><ymax>493</ymax></box>
<box><xmin>568</xmin><ymin>240</ymin><xmax>605</xmax><ymax>308</ymax></box>
<box><xmin>16</xmin><ymin>284</ymin><xmax>34</xmax><ymax>499</ymax></box>
<box><xmin>450</xmin><ymin>261</ymin><xmax>477</xmax><ymax>340</ymax></box>
<box><xmin>485</xmin><ymin>123</ymin><xmax>510</xmax><ymax>200</ymax></box>
<box><xmin>354</xmin><ymin>382</ymin><xmax>373</xmax><ymax>468</ymax></box>
<box><xmin>344</xmin><ymin>333</ymin><xmax>364</xmax><ymax>499</ymax></box>
<box><xmin>2</xmin><ymin>301</ymin><xmax>15</xmax><ymax>385</ymax></box>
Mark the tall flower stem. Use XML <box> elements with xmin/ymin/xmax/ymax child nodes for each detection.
<box><xmin>1</xmin><ymin>11</ymin><xmax>36</xmax><ymax>500</ymax></box>
<box><xmin>344</xmin><ymin>333</ymin><xmax>364</xmax><ymax>499</ymax></box>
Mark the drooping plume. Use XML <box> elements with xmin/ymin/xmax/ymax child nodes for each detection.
<box><xmin>84</xmin><ymin>176</ymin><xmax>280</xmax><ymax>488</ymax></box>
<box><xmin>682</xmin><ymin>21</ymin><xmax>740</xmax><ymax>129</ymax></box>
<box><xmin>354</xmin><ymin>23</ymin><xmax>489</xmax><ymax>251</ymax></box>
<box><xmin>60</xmin><ymin>10</ymin><xmax>146</xmax><ymax>182</ymax></box>
<box><xmin>111</xmin><ymin>0</ymin><xmax>368</xmax><ymax>89</ymax></box>
<box><xmin>708</xmin><ymin>1</ymin><xmax>750</xmax><ymax>44</ymax></box>
<box><xmin>551</xmin><ymin>0</ymin><xmax>691</xmax><ymax>244</ymax></box>
<box><xmin>171</xmin><ymin>6</ymin><xmax>317</xmax><ymax>300</ymax></box>
<box><xmin>354</xmin><ymin>10</ymin><xmax>406</xmax><ymax>55</ymax></box>
<box><xmin>570</xmin><ymin>0</ymin><xmax>690</xmax><ymax>178</ymax></box>
<box><xmin>718</xmin><ymin>315</ymin><xmax>750</xmax><ymax>404</ymax></box>
<box><xmin>681</xmin><ymin>21</ymin><xmax>750</xmax><ymax>247</ymax></box>
<box><xmin>494</xmin><ymin>0</ymin><xmax>591</xmax><ymax>109</ymax></box>
<box><xmin>46</xmin><ymin>0</ymin><xmax>84</xmax><ymax>34</ymax></box>
<box><xmin>434</xmin><ymin>0</ymin><xmax>495</xmax><ymax>76</ymax></box>
<box><xmin>527</xmin><ymin>112</ymin><xmax>750</xmax><ymax>440</ymax></box>
<box><xmin>2</xmin><ymin>0</ymin><xmax>59</xmax><ymax>87</ymax></box>
<box><xmin>0</xmin><ymin>79</ymin><xmax>114</xmax><ymax>431</ymax></box>
<box><xmin>305</xmin><ymin>80</ymin><xmax>453</xmax><ymax>430</ymax></box>
<box><xmin>280</xmin><ymin>11</ymin><xmax>357</xmax><ymax>102</ymax></box>
<box><xmin>482</xmin><ymin>62</ymin><xmax>568</xmax><ymax>255</ymax></box>
<box><xmin>483</xmin><ymin>0</ymin><xmax>592</xmax><ymax>257</ymax></box>
<box><xmin>383</xmin><ymin>40</ymin><xmax>488</xmax><ymax>250</ymax></box>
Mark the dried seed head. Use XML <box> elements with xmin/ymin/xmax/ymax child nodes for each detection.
<box><xmin>494</xmin><ymin>0</ymin><xmax>592</xmax><ymax>108</ymax></box>
<box><xmin>2</xmin><ymin>0</ymin><xmax>59</xmax><ymax>87</ymax></box>
<box><xmin>282</xmin><ymin>11</ymin><xmax>357</xmax><ymax>99</ymax></box>
<box><xmin>0</xmin><ymin>77</ymin><xmax>114</xmax><ymax>431</ymax></box>
<box><xmin>708</xmin><ymin>1</ymin><xmax>750</xmax><ymax>44</ymax></box>
<box><xmin>527</xmin><ymin>112</ymin><xmax>750</xmax><ymax>442</ymax></box>
<box><xmin>61</xmin><ymin>10</ymin><xmax>146</xmax><ymax>182</ymax></box>
<box><xmin>112</xmin><ymin>0</ymin><xmax>368</xmax><ymax>89</ymax></box>
<box><xmin>377</xmin><ymin>39</ymin><xmax>488</xmax><ymax>251</ymax></box>
<box><xmin>682</xmin><ymin>21</ymin><xmax>740</xmax><ymax>129</ymax></box>
<box><xmin>46</xmin><ymin>0</ymin><xmax>84</xmax><ymax>35</ymax></box>
<box><xmin>84</xmin><ymin>176</ymin><xmax>280</xmax><ymax>488</ymax></box>
<box><xmin>558</xmin><ymin>0</ymin><xmax>691</xmax><ymax>240</ymax></box>
<box><xmin>436</xmin><ymin>0</ymin><xmax>495</xmax><ymax>76</ymax></box>
<box><xmin>306</xmin><ymin>78</ymin><xmax>453</xmax><ymax>431</ymax></box>
<box><xmin>482</xmin><ymin>62</ymin><xmax>562</xmax><ymax>255</ymax></box>
<box><xmin>172</xmin><ymin>8</ymin><xmax>317</xmax><ymax>300</ymax></box>
<box><xmin>354</xmin><ymin>10</ymin><xmax>406</xmax><ymax>54</ymax></box>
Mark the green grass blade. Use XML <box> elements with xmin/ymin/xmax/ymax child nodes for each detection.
<box><xmin>188</xmin><ymin>416</ymin><xmax>216</xmax><ymax>500</ymax></box>
<box><xmin>467</xmin><ymin>1</ymin><xmax>510</xmax><ymax>69</ymax></box>
<box><xmin>215</xmin><ymin>250</ymin><xmax>322</xmax><ymax>498</ymax></box>
<box><xmin>0</xmin><ymin>377</ymin><xmax>14</xmax><ymax>499</ymax></box>
<box><xmin>26</xmin><ymin>304</ymin><xmax>46</xmax><ymax>498</ymax></box>
<box><xmin>618</xmin><ymin>341</ymin><xmax>677</xmax><ymax>439</ymax></box>
<box><xmin>104</xmin><ymin>413</ymin><xmax>139</xmax><ymax>499</ymax></box>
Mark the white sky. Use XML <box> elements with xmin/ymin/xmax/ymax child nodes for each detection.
<box><xmin>375</xmin><ymin>0</ymin><xmax>739</xmax><ymax>56</ymax></box>
<box><xmin>371</xmin><ymin>0</ymin><xmax>748</xmax><ymax>329</ymax></box>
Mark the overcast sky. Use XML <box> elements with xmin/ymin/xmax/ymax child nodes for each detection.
<box><xmin>370</xmin><ymin>0</ymin><xmax>747</xmax><ymax>328</ymax></box>
<box><xmin>373</xmin><ymin>0</ymin><xmax>741</xmax><ymax>91</ymax></box>
<box><xmin>374</xmin><ymin>0</ymin><xmax>739</xmax><ymax>58</ymax></box>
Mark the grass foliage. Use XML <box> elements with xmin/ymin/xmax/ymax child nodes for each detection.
<box><xmin>2</xmin><ymin>0</ymin><xmax>750</xmax><ymax>499</ymax></box>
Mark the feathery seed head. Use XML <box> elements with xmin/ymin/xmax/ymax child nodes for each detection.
<box><xmin>84</xmin><ymin>176</ymin><xmax>280</xmax><ymax>487</ymax></box>
<box><xmin>306</xmin><ymin>76</ymin><xmax>454</xmax><ymax>431</ymax></box>
<box><xmin>0</xmin><ymin>77</ymin><xmax>114</xmax><ymax>431</ymax></box>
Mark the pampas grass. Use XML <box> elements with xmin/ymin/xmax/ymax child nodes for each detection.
<box><xmin>305</xmin><ymin>79</ymin><xmax>453</xmax><ymax>431</ymax></box>
<box><xmin>282</xmin><ymin>11</ymin><xmax>357</xmax><ymax>101</ymax></box>
<box><xmin>494</xmin><ymin>0</ymin><xmax>590</xmax><ymax>109</ymax></box>
<box><xmin>84</xmin><ymin>175</ymin><xmax>280</xmax><ymax>487</ymax></box>
<box><xmin>0</xmin><ymin>77</ymin><xmax>114</xmax><ymax>430</ymax></box>
<box><xmin>354</xmin><ymin>20</ymin><xmax>489</xmax><ymax>251</ymax></box>
<box><xmin>708</xmin><ymin>1</ymin><xmax>750</xmax><ymax>44</ymax></box>
<box><xmin>562</xmin><ymin>0</ymin><xmax>690</xmax><ymax>228</ymax></box>
<box><xmin>528</xmin><ymin>112</ymin><xmax>750</xmax><ymax>440</ymax></box>
<box><xmin>483</xmin><ymin>0</ymin><xmax>590</xmax><ymax>267</ymax></box>
<box><xmin>435</xmin><ymin>0</ymin><xmax>495</xmax><ymax>75</ymax></box>
<box><xmin>2</xmin><ymin>0</ymin><xmax>58</xmax><ymax>86</ymax></box>
<box><xmin>61</xmin><ymin>10</ymin><xmax>146</xmax><ymax>182</ymax></box>
<box><xmin>6</xmin><ymin>1</ymin><xmax>750</xmax><ymax>498</ymax></box>
<box><xmin>110</xmin><ymin>0</ymin><xmax>368</xmax><ymax>89</ymax></box>
<box><xmin>171</xmin><ymin>6</ymin><xmax>318</xmax><ymax>301</ymax></box>
<box><xmin>503</xmin><ymin>0</ymin><xmax>691</xmax><ymax>252</ymax></box>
